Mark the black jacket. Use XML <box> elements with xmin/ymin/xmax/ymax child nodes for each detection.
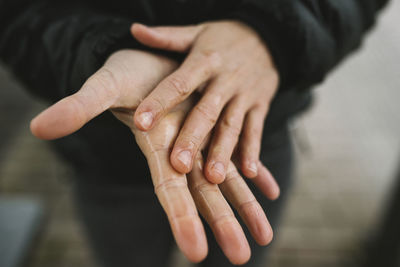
<box><xmin>0</xmin><ymin>0</ymin><xmax>389</xmax><ymax>184</ymax></box>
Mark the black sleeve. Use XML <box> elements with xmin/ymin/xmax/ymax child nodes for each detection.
<box><xmin>0</xmin><ymin>0</ymin><xmax>140</xmax><ymax>102</ymax></box>
<box><xmin>229</xmin><ymin>0</ymin><xmax>389</xmax><ymax>90</ymax></box>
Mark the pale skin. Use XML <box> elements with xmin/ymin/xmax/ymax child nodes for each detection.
<box><xmin>30</xmin><ymin>49</ymin><xmax>280</xmax><ymax>264</ymax></box>
<box><xmin>131</xmin><ymin>21</ymin><xmax>280</xmax><ymax>184</ymax></box>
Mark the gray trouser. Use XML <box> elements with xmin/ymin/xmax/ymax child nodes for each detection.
<box><xmin>72</xmin><ymin>124</ymin><xmax>294</xmax><ymax>267</ymax></box>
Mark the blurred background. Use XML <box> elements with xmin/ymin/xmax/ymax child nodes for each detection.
<box><xmin>0</xmin><ymin>1</ymin><xmax>399</xmax><ymax>267</ymax></box>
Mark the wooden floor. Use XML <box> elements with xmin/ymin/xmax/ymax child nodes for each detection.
<box><xmin>0</xmin><ymin>1</ymin><xmax>399</xmax><ymax>266</ymax></box>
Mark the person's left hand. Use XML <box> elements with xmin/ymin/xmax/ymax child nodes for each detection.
<box><xmin>114</xmin><ymin>95</ymin><xmax>278</xmax><ymax>264</ymax></box>
<box><xmin>131</xmin><ymin>21</ymin><xmax>279</xmax><ymax>184</ymax></box>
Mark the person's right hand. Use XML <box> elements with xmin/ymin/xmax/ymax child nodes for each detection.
<box><xmin>30</xmin><ymin>49</ymin><xmax>280</xmax><ymax>264</ymax></box>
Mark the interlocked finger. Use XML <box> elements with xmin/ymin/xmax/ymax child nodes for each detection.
<box><xmin>134</xmin><ymin>50</ymin><xmax>221</xmax><ymax>131</ymax></box>
<box><xmin>170</xmin><ymin>78</ymin><xmax>233</xmax><ymax>174</ymax></box>
<box><xmin>250</xmin><ymin>161</ymin><xmax>280</xmax><ymax>201</ymax></box>
<box><xmin>239</xmin><ymin>104</ymin><xmax>269</xmax><ymax>178</ymax></box>
<box><xmin>204</xmin><ymin>96</ymin><xmax>248</xmax><ymax>184</ymax></box>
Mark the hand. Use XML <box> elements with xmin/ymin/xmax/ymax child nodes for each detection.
<box><xmin>30</xmin><ymin>49</ymin><xmax>178</xmax><ymax>140</ymax></box>
<box><xmin>131</xmin><ymin>21</ymin><xmax>279</xmax><ymax>184</ymax></box>
<box><xmin>113</xmin><ymin>97</ymin><xmax>279</xmax><ymax>264</ymax></box>
<box><xmin>30</xmin><ymin>49</ymin><xmax>279</xmax><ymax>264</ymax></box>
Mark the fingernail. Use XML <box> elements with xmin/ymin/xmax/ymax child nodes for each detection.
<box><xmin>249</xmin><ymin>162</ymin><xmax>258</xmax><ymax>175</ymax></box>
<box><xmin>211</xmin><ymin>162</ymin><xmax>225</xmax><ymax>179</ymax></box>
<box><xmin>177</xmin><ymin>150</ymin><xmax>192</xmax><ymax>168</ymax></box>
<box><xmin>138</xmin><ymin>112</ymin><xmax>153</xmax><ymax>129</ymax></box>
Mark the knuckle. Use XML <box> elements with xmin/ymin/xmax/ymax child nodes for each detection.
<box><xmin>248</xmin><ymin>124</ymin><xmax>262</xmax><ymax>137</ymax></box>
<box><xmin>194</xmin><ymin>102</ymin><xmax>218</xmax><ymax>125</ymax></box>
<box><xmin>167</xmin><ymin>75</ymin><xmax>191</xmax><ymax>97</ymax></box>
<box><xmin>147</xmin><ymin>142</ymin><xmax>169</xmax><ymax>154</ymax></box>
<box><xmin>92</xmin><ymin>67</ymin><xmax>120</xmax><ymax>97</ymax></box>
<box><xmin>154</xmin><ymin>178</ymin><xmax>187</xmax><ymax>195</ymax></box>
<box><xmin>211</xmin><ymin>213</ymin><xmax>236</xmax><ymax>227</ymax></box>
<box><xmin>225</xmin><ymin>169</ymin><xmax>242</xmax><ymax>183</ymax></box>
<box><xmin>69</xmin><ymin>95</ymin><xmax>89</xmax><ymax>122</ymax></box>
<box><xmin>245</xmin><ymin>127</ymin><xmax>263</xmax><ymax>145</ymax></box>
<box><xmin>163</xmin><ymin>38</ymin><xmax>175</xmax><ymax>51</ymax></box>
<box><xmin>238</xmin><ymin>199</ymin><xmax>258</xmax><ymax>212</ymax></box>
<box><xmin>86</xmin><ymin>68</ymin><xmax>120</xmax><ymax>110</ymax></box>
<box><xmin>179</xmin><ymin>136</ymin><xmax>201</xmax><ymax>150</ymax></box>
<box><xmin>192</xmin><ymin>182</ymin><xmax>219</xmax><ymax>194</ymax></box>
<box><xmin>149</xmin><ymin>96</ymin><xmax>167</xmax><ymax>116</ymax></box>
<box><xmin>209</xmin><ymin>144</ymin><xmax>224</xmax><ymax>155</ymax></box>
<box><xmin>199</xmin><ymin>50</ymin><xmax>222</xmax><ymax>71</ymax></box>
<box><xmin>221</xmin><ymin>116</ymin><xmax>242</xmax><ymax>137</ymax></box>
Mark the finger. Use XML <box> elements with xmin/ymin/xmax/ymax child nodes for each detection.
<box><xmin>219</xmin><ymin>162</ymin><xmax>273</xmax><ymax>246</ymax></box>
<box><xmin>204</xmin><ymin>97</ymin><xmax>247</xmax><ymax>184</ymax></box>
<box><xmin>170</xmin><ymin>78</ymin><xmax>231</xmax><ymax>174</ymax></box>
<box><xmin>239</xmin><ymin>104</ymin><xmax>269</xmax><ymax>178</ymax></box>
<box><xmin>134</xmin><ymin>50</ymin><xmax>221</xmax><ymax>131</ymax></box>
<box><xmin>131</xmin><ymin>23</ymin><xmax>204</xmax><ymax>52</ymax></box>
<box><xmin>30</xmin><ymin>67</ymin><xmax>120</xmax><ymax>140</ymax></box>
<box><xmin>134</xmin><ymin>129</ymin><xmax>208</xmax><ymax>263</ymax></box>
<box><xmin>251</xmin><ymin>161</ymin><xmax>280</xmax><ymax>201</ymax></box>
<box><xmin>188</xmin><ymin>155</ymin><xmax>251</xmax><ymax>265</ymax></box>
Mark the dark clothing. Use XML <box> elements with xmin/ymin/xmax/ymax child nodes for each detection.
<box><xmin>0</xmin><ymin>0</ymin><xmax>388</xmax><ymax>186</ymax></box>
<box><xmin>363</xmin><ymin>162</ymin><xmax>400</xmax><ymax>267</ymax></box>
<box><xmin>0</xmin><ymin>1</ymin><xmax>389</xmax><ymax>266</ymax></box>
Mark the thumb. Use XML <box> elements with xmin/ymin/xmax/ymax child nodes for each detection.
<box><xmin>30</xmin><ymin>67</ymin><xmax>120</xmax><ymax>140</ymax></box>
<box><xmin>131</xmin><ymin>23</ymin><xmax>204</xmax><ymax>52</ymax></box>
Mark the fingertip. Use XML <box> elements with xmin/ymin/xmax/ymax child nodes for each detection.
<box><xmin>134</xmin><ymin>110</ymin><xmax>154</xmax><ymax>131</ymax></box>
<box><xmin>130</xmin><ymin>23</ymin><xmax>161</xmax><ymax>47</ymax></box>
<box><xmin>170</xmin><ymin>149</ymin><xmax>193</xmax><ymax>174</ymax></box>
<box><xmin>231</xmin><ymin>250</ymin><xmax>251</xmax><ymax>266</ymax></box>
<box><xmin>130</xmin><ymin>22</ymin><xmax>143</xmax><ymax>30</ymax></box>
<box><xmin>185</xmin><ymin>241</ymin><xmax>208</xmax><ymax>263</ymax></box>
<box><xmin>187</xmin><ymin>245</ymin><xmax>208</xmax><ymax>263</ymax></box>
<box><xmin>214</xmin><ymin>219</ymin><xmax>251</xmax><ymax>265</ymax></box>
<box><xmin>258</xmin><ymin>227</ymin><xmax>274</xmax><ymax>246</ymax></box>
<box><xmin>239</xmin><ymin>149</ymin><xmax>258</xmax><ymax>178</ymax></box>
<box><xmin>256</xmin><ymin>162</ymin><xmax>281</xmax><ymax>201</ymax></box>
<box><xmin>130</xmin><ymin>23</ymin><xmax>137</xmax><ymax>33</ymax></box>
<box><xmin>131</xmin><ymin>23</ymin><xmax>149</xmax><ymax>35</ymax></box>
<box><xmin>239</xmin><ymin>200</ymin><xmax>273</xmax><ymax>246</ymax></box>
<box><xmin>29</xmin><ymin>112</ymin><xmax>59</xmax><ymax>140</ymax></box>
<box><xmin>270</xmin><ymin>185</ymin><xmax>280</xmax><ymax>201</ymax></box>
<box><xmin>260</xmin><ymin>163</ymin><xmax>280</xmax><ymax>200</ymax></box>
<box><xmin>255</xmin><ymin>214</ymin><xmax>274</xmax><ymax>246</ymax></box>
<box><xmin>29</xmin><ymin>116</ymin><xmax>43</xmax><ymax>139</ymax></box>
<box><xmin>172</xmin><ymin>217</ymin><xmax>208</xmax><ymax>263</ymax></box>
<box><xmin>205</xmin><ymin>161</ymin><xmax>226</xmax><ymax>184</ymax></box>
<box><xmin>241</xmin><ymin>160</ymin><xmax>258</xmax><ymax>179</ymax></box>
